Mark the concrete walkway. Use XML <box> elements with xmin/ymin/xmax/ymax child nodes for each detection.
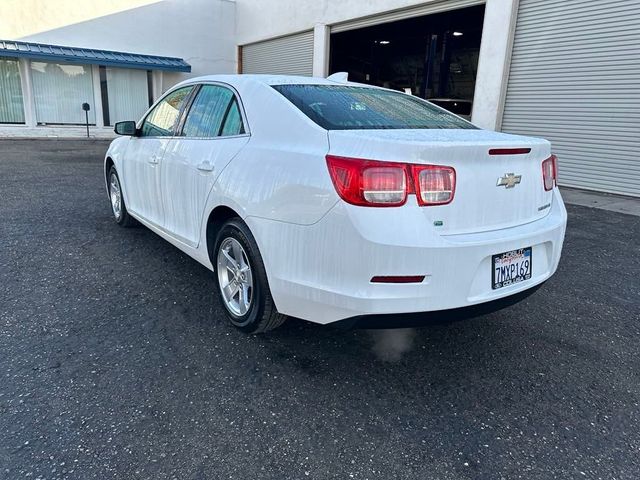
<box><xmin>561</xmin><ymin>187</ymin><xmax>640</xmax><ymax>217</ymax></box>
<box><xmin>0</xmin><ymin>125</ymin><xmax>115</xmax><ymax>139</ymax></box>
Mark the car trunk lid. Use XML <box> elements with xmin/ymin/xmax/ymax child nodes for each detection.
<box><xmin>328</xmin><ymin>128</ymin><xmax>553</xmax><ymax>235</ymax></box>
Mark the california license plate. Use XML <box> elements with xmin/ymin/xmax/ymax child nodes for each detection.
<box><xmin>492</xmin><ymin>247</ymin><xmax>532</xmax><ymax>290</ymax></box>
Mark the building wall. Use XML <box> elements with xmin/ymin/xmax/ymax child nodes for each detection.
<box><xmin>236</xmin><ymin>0</ymin><xmax>449</xmax><ymax>45</ymax></box>
<box><xmin>0</xmin><ymin>0</ymin><xmax>237</xmax><ymax>89</ymax></box>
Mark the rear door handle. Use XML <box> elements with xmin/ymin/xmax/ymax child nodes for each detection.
<box><xmin>197</xmin><ymin>161</ymin><xmax>214</xmax><ymax>172</ymax></box>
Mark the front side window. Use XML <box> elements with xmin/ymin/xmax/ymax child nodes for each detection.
<box><xmin>272</xmin><ymin>84</ymin><xmax>476</xmax><ymax>130</ymax></box>
<box><xmin>181</xmin><ymin>85</ymin><xmax>244</xmax><ymax>138</ymax></box>
<box><xmin>141</xmin><ymin>86</ymin><xmax>193</xmax><ymax>137</ymax></box>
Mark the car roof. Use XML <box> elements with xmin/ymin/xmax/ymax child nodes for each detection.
<box><xmin>176</xmin><ymin>74</ymin><xmax>346</xmax><ymax>89</ymax></box>
<box><xmin>172</xmin><ymin>73</ymin><xmax>381</xmax><ymax>89</ymax></box>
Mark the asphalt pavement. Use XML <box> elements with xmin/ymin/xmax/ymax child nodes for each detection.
<box><xmin>1</xmin><ymin>139</ymin><xmax>639</xmax><ymax>479</ymax></box>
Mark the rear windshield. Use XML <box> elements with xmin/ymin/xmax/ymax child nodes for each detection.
<box><xmin>272</xmin><ymin>84</ymin><xmax>476</xmax><ymax>131</ymax></box>
<box><xmin>429</xmin><ymin>99</ymin><xmax>473</xmax><ymax>116</ymax></box>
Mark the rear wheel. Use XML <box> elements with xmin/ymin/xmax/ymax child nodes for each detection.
<box><xmin>214</xmin><ymin>218</ymin><xmax>286</xmax><ymax>333</ymax></box>
<box><xmin>108</xmin><ymin>167</ymin><xmax>136</xmax><ymax>227</ymax></box>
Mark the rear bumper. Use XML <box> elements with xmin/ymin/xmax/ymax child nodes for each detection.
<box><xmin>338</xmin><ymin>282</ymin><xmax>545</xmax><ymax>329</ymax></box>
<box><xmin>247</xmin><ymin>189</ymin><xmax>567</xmax><ymax>324</ymax></box>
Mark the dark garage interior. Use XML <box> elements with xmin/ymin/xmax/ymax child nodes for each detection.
<box><xmin>329</xmin><ymin>5</ymin><xmax>485</xmax><ymax>118</ymax></box>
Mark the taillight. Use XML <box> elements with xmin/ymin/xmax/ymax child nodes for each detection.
<box><xmin>326</xmin><ymin>155</ymin><xmax>455</xmax><ymax>207</ymax></box>
<box><xmin>542</xmin><ymin>154</ymin><xmax>558</xmax><ymax>191</ymax></box>
<box><xmin>362</xmin><ymin>167</ymin><xmax>406</xmax><ymax>204</ymax></box>
<box><xmin>326</xmin><ymin>155</ymin><xmax>407</xmax><ymax>207</ymax></box>
<box><xmin>411</xmin><ymin>165</ymin><xmax>456</xmax><ymax>206</ymax></box>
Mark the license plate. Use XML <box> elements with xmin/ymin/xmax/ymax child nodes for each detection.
<box><xmin>492</xmin><ymin>247</ymin><xmax>532</xmax><ymax>290</ymax></box>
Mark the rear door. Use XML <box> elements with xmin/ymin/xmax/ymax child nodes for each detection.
<box><xmin>160</xmin><ymin>83</ymin><xmax>249</xmax><ymax>245</ymax></box>
<box><xmin>123</xmin><ymin>86</ymin><xmax>194</xmax><ymax>226</ymax></box>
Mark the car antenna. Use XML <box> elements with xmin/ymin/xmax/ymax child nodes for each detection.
<box><xmin>327</xmin><ymin>72</ymin><xmax>349</xmax><ymax>83</ymax></box>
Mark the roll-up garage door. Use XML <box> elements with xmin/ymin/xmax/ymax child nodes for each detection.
<box><xmin>331</xmin><ymin>0</ymin><xmax>484</xmax><ymax>32</ymax></box>
<box><xmin>241</xmin><ymin>30</ymin><xmax>314</xmax><ymax>76</ymax></box>
<box><xmin>501</xmin><ymin>0</ymin><xmax>640</xmax><ymax>197</ymax></box>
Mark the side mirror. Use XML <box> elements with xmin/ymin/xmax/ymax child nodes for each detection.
<box><xmin>114</xmin><ymin>121</ymin><xmax>137</xmax><ymax>136</ymax></box>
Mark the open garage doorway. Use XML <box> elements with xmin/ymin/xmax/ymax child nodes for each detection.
<box><xmin>329</xmin><ymin>5</ymin><xmax>485</xmax><ymax>119</ymax></box>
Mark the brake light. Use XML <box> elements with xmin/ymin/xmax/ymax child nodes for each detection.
<box><xmin>411</xmin><ymin>165</ymin><xmax>456</xmax><ymax>206</ymax></box>
<box><xmin>326</xmin><ymin>155</ymin><xmax>455</xmax><ymax>207</ymax></box>
<box><xmin>489</xmin><ymin>148</ymin><xmax>531</xmax><ymax>156</ymax></box>
<box><xmin>542</xmin><ymin>154</ymin><xmax>558</xmax><ymax>191</ymax></box>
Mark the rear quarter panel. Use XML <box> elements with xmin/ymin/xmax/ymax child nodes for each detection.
<box><xmin>209</xmin><ymin>81</ymin><xmax>338</xmax><ymax>225</ymax></box>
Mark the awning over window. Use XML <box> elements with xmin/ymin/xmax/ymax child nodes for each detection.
<box><xmin>0</xmin><ymin>40</ymin><xmax>191</xmax><ymax>72</ymax></box>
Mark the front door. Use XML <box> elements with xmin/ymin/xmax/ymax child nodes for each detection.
<box><xmin>161</xmin><ymin>84</ymin><xmax>249</xmax><ymax>245</ymax></box>
<box><xmin>122</xmin><ymin>86</ymin><xmax>194</xmax><ymax>227</ymax></box>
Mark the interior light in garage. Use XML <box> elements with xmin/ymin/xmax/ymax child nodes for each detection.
<box><xmin>379</xmin><ymin>40</ymin><xmax>391</xmax><ymax>45</ymax></box>
<box><xmin>453</xmin><ymin>31</ymin><xmax>464</xmax><ymax>36</ymax></box>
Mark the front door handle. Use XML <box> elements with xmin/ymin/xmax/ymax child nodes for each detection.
<box><xmin>197</xmin><ymin>161</ymin><xmax>214</xmax><ymax>172</ymax></box>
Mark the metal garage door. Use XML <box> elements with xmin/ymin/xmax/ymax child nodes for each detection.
<box><xmin>501</xmin><ymin>0</ymin><xmax>640</xmax><ymax>197</ymax></box>
<box><xmin>331</xmin><ymin>0</ymin><xmax>484</xmax><ymax>32</ymax></box>
<box><xmin>241</xmin><ymin>31</ymin><xmax>314</xmax><ymax>76</ymax></box>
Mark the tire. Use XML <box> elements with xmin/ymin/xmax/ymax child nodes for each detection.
<box><xmin>213</xmin><ymin>218</ymin><xmax>286</xmax><ymax>333</ymax></box>
<box><xmin>108</xmin><ymin>167</ymin><xmax>137</xmax><ymax>227</ymax></box>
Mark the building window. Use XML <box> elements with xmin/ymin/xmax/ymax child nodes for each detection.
<box><xmin>0</xmin><ymin>58</ymin><xmax>25</xmax><ymax>124</ymax></box>
<box><xmin>104</xmin><ymin>67</ymin><xmax>151</xmax><ymax>125</ymax></box>
<box><xmin>31</xmin><ymin>61</ymin><xmax>95</xmax><ymax>125</ymax></box>
<box><xmin>99</xmin><ymin>67</ymin><xmax>153</xmax><ymax>126</ymax></box>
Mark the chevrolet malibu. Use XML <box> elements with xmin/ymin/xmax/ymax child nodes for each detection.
<box><xmin>105</xmin><ymin>74</ymin><xmax>567</xmax><ymax>333</ymax></box>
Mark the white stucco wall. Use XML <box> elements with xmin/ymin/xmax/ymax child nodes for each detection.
<box><xmin>472</xmin><ymin>0</ymin><xmax>519</xmax><ymax>130</ymax></box>
<box><xmin>0</xmin><ymin>0</ymin><xmax>237</xmax><ymax>86</ymax></box>
<box><xmin>236</xmin><ymin>0</ymin><xmax>453</xmax><ymax>45</ymax></box>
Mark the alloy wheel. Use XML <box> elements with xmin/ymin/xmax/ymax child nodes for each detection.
<box><xmin>109</xmin><ymin>173</ymin><xmax>122</xmax><ymax>220</ymax></box>
<box><xmin>217</xmin><ymin>237</ymin><xmax>253</xmax><ymax>317</ymax></box>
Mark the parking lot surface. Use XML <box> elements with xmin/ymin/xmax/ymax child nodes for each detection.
<box><xmin>1</xmin><ymin>140</ymin><xmax>639</xmax><ymax>479</ymax></box>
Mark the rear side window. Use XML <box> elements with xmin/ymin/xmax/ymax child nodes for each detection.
<box><xmin>220</xmin><ymin>99</ymin><xmax>243</xmax><ymax>136</ymax></box>
<box><xmin>181</xmin><ymin>85</ymin><xmax>245</xmax><ymax>138</ymax></box>
<box><xmin>141</xmin><ymin>86</ymin><xmax>193</xmax><ymax>137</ymax></box>
<box><xmin>272</xmin><ymin>84</ymin><xmax>476</xmax><ymax>131</ymax></box>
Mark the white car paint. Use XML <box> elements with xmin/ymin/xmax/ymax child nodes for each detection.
<box><xmin>105</xmin><ymin>74</ymin><xmax>567</xmax><ymax>324</ymax></box>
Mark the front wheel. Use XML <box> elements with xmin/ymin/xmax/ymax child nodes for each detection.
<box><xmin>214</xmin><ymin>218</ymin><xmax>286</xmax><ymax>333</ymax></box>
<box><xmin>108</xmin><ymin>167</ymin><xmax>136</xmax><ymax>227</ymax></box>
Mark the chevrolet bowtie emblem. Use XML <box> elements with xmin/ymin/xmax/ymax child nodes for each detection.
<box><xmin>497</xmin><ymin>173</ymin><xmax>522</xmax><ymax>188</ymax></box>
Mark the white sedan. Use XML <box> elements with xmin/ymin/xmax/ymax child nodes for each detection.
<box><xmin>105</xmin><ymin>74</ymin><xmax>567</xmax><ymax>333</ymax></box>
